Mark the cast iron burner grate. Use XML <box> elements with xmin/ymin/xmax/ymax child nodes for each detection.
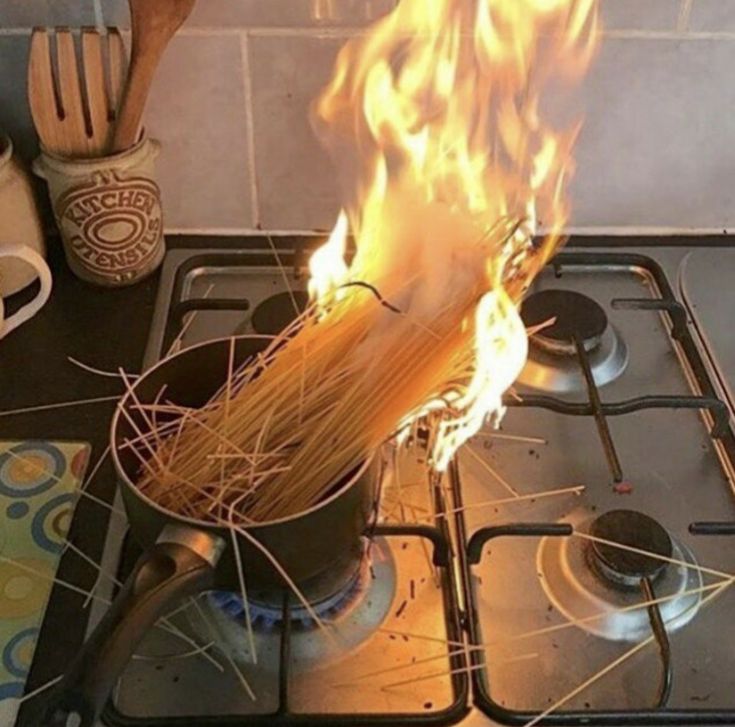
<box><xmin>511</xmin><ymin>257</ymin><xmax>731</xmax><ymax>484</ymax></box>
<box><xmin>105</xmin><ymin>524</ymin><xmax>467</xmax><ymax>727</ymax></box>
<box><xmin>96</xmin><ymin>244</ymin><xmax>735</xmax><ymax>727</ymax></box>
<box><xmin>458</xmin><ymin>251</ymin><xmax>735</xmax><ymax>726</ymax></box>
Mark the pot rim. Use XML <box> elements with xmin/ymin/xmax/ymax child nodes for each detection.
<box><xmin>111</xmin><ymin>334</ymin><xmax>377</xmax><ymax>531</ymax></box>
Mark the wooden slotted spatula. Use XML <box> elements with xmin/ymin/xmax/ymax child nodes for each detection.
<box><xmin>111</xmin><ymin>0</ymin><xmax>197</xmax><ymax>152</ymax></box>
<box><xmin>28</xmin><ymin>27</ymin><xmax>128</xmax><ymax>158</ymax></box>
<box><xmin>80</xmin><ymin>28</ymin><xmax>128</xmax><ymax>154</ymax></box>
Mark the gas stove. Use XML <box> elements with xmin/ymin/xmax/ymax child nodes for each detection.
<box><xmin>88</xmin><ymin>239</ymin><xmax>735</xmax><ymax>726</ymax></box>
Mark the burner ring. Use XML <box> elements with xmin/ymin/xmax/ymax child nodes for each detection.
<box><xmin>518</xmin><ymin>288</ymin><xmax>628</xmax><ymax>393</ymax></box>
<box><xmin>213</xmin><ymin>554</ymin><xmax>366</xmax><ymax>630</ymax></box>
<box><xmin>199</xmin><ymin>538</ymin><xmax>397</xmax><ymax>670</ymax></box>
<box><xmin>522</xmin><ymin>289</ymin><xmax>608</xmax><ymax>356</ymax></box>
<box><xmin>537</xmin><ymin>509</ymin><xmax>702</xmax><ymax>642</ymax></box>
<box><xmin>589</xmin><ymin>510</ymin><xmax>673</xmax><ymax>588</ymax></box>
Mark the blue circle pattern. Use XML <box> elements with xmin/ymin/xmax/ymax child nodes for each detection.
<box><xmin>5</xmin><ymin>502</ymin><xmax>29</xmax><ymax>520</ymax></box>
<box><xmin>0</xmin><ymin>681</ymin><xmax>24</xmax><ymax>700</ymax></box>
<box><xmin>0</xmin><ymin>443</ymin><xmax>65</xmax><ymax>499</ymax></box>
<box><xmin>0</xmin><ymin>444</ymin><xmax>69</xmax><ymax>708</ymax></box>
<box><xmin>2</xmin><ymin>628</ymin><xmax>38</xmax><ymax>679</ymax></box>
<box><xmin>31</xmin><ymin>494</ymin><xmax>76</xmax><ymax>554</ymax></box>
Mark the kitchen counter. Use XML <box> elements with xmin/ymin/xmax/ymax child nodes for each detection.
<box><xmin>0</xmin><ymin>237</ymin><xmax>159</xmax><ymax>722</ymax></box>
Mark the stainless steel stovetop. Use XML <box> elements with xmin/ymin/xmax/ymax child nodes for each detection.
<box><xmin>92</xmin><ymin>241</ymin><xmax>735</xmax><ymax>726</ymax></box>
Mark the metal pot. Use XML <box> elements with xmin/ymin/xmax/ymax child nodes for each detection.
<box><xmin>38</xmin><ymin>336</ymin><xmax>379</xmax><ymax>727</ymax></box>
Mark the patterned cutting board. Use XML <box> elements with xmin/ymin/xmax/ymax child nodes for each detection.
<box><xmin>0</xmin><ymin>440</ymin><xmax>90</xmax><ymax>726</ymax></box>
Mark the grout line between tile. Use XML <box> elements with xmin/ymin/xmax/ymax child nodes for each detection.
<box><xmin>677</xmin><ymin>0</ymin><xmax>694</xmax><ymax>33</ymax></box>
<box><xmin>562</xmin><ymin>226</ymin><xmax>732</xmax><ymax>235</ymax></box>
<box><xmin>93</xmin><ymin>0</ymin><xmax>104</xmax><ymax>29</ymax></box>
<box><xmin>239</xmin><ymin>33</ymin><xmax>261</xmax><ymax>230</ymax></box>
<box><xmin>164</xmin><ymin>227</ymin><xmax>330</xmax><ymax>236</ymax></box>
<box><xmin>158</xmin><ymin>26</ymin><xmax>735</xmax><ymax>41</ymax></box>
<box><xmin>3</xmin><ymin>25</ymin><xmax>735</xmax><ymax>41</ymax></box>
<box><xmin>604</xmin><ymin>29</ymin><xmax>735</xmax><ymax>40</ymax></box>
<box><xmin>219</xmin><ymin>26</ymin><xmax>364</xmax><ymax>38</ymax></box>
<box><xmin>173</xmin><ymin>25</ymin><xmax>244</xmax><ymax>36</ymax></box>
<box><xmin>161</xmin><ymin>226</ymin><xmax>732</xmax><ymax>237</ymax></box>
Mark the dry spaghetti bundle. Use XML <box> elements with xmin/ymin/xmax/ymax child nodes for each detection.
<box><xmin>132</xmin><ymin>214</ymin><xmax>538</xmax><ymax>525</ymax></box>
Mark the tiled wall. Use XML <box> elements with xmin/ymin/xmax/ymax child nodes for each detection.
<box><xmin>1</xmin><ymin>0</ymin><xmax>734</xmax><ymax>234</ymax></box>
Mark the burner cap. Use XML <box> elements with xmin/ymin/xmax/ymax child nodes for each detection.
<box><xmin>251</xmin><ymin>291</ymin><xmax>308</xmax><ymax>336</ymax></box>
<box><xmin>521</xmin><ymin>289</ymin><xmax>608</xmax><ymax>355</ymax></box>
<box><xmin>589</xmin><ymin>510</ymin><xmax>673</xmax><ymax>588</ymax></box>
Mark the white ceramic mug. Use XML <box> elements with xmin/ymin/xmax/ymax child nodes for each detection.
<box><xmin>0</xmin><ymin>133</ymin><xmax>47</xmax><ymax>297</ymax></box>
<box><xmin>0</xmin><ymin>243</ymin><xmax>52</xmax><ymax>339</ymax></box>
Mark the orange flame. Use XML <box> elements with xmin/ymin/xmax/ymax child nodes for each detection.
<box><xmin>308</xmin><ymin>209</ymin><xmax>349</xmax><ymax>304</ymax></box>
<box><xmin>310</xmin><ymin>0</ymin><xmax>599</xmax><ymax>467</ymax></box>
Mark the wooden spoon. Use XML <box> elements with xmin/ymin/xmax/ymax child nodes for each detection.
<box><xmin>111</xmin><ymin>0</ymin><xmax>197</xmax><ymax>152</ymax></box>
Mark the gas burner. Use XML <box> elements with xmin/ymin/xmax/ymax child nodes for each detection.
<box><xmin>197</xmin><ymin>538</ymin><xmax>396</xmax><ymax>669</ymax></box>
<box><xmin>523</xmin><ymin>289</ymin><xmax>608</xmax><ymax>355</ymax></box>
<box><xmin>210</xmin><ymin>552</ymin><xmax>368</xmax><ymax>631</ymax></box>
<box><xmin>251</xmin><ymin>290</ymin><xmax>308</xmax><ymax>336</ymax></box>
<box><xmin>588</xmin><ymin>510</ymin><xmax>672</xmax><ymax>589</ymax></box>
<box><xmin>518</xmin><ymin>289</ymin><xmax>628</xmax><ymax>393</ymax></box>
<box><xmin>536</xmin><ymin>509</ymin><xmax>703</xmax><ymax>641</ymax></box>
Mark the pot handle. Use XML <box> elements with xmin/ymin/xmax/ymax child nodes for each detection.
<box><xmin>35</xmin><ymin>525</ymin><xmax>225</xmax><ymax>727</ymax></box>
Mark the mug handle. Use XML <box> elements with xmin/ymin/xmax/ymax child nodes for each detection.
<box><xmin>0</xmin><ymin>243</ymin><xmax>52</xmax><ymax>337</ymax></box>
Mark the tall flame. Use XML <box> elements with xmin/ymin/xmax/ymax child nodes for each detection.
<box><xmin>308</xmin><ymin>208</ymin><xmax>349</xmax><ymax>303</ymax></box>
<box><xmin>310</xmin><ymin>0</ymin><xmax>598</xmax><ymax>468</ymax></box>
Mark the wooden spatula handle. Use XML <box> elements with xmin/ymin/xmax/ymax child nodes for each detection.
<box><xmin>111</xmin><ymin>0</ymin><xmax>196</xmax><ymax>152</ymax></box>
<box><xmin>111</xmin><ymin>51</ymin><xmax>161</xmax><ymax>152</ymax></box>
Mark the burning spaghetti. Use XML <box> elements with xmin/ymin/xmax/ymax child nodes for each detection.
<box><xmin>133</xmin><ymin>0</ymin><xmax>599</xmax><ymax>523</ymax></box>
